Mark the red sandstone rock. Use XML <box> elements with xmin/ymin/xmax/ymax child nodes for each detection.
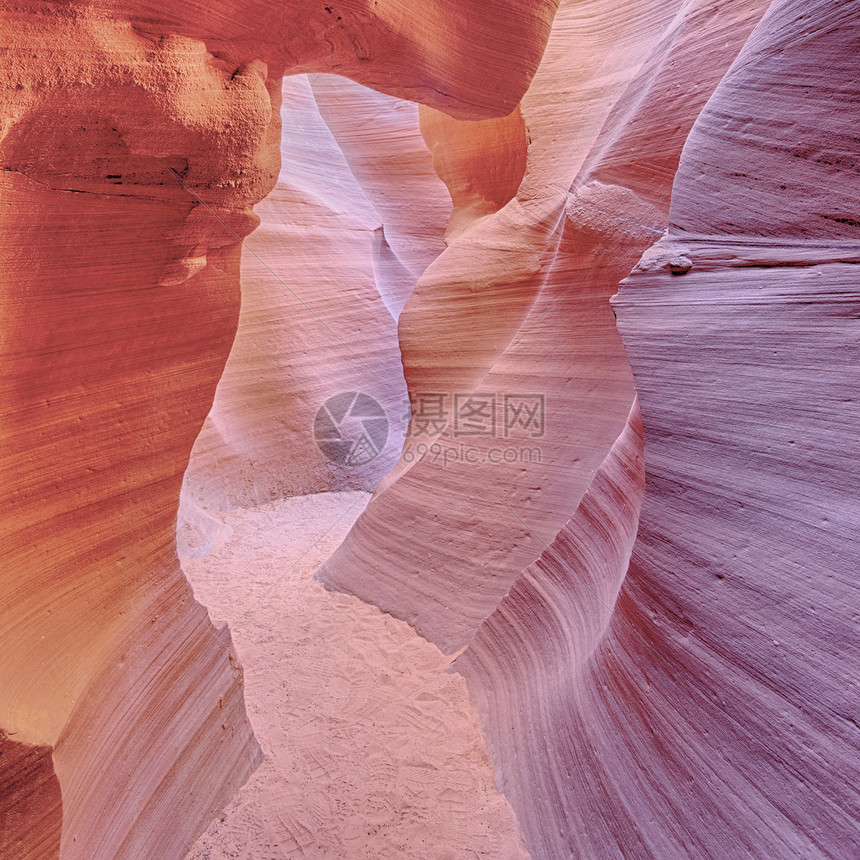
<box><xmin>2</xmin><ymin>0</ymin><xmax>858</xmax><ymax>857</ymax></box>
<box><xmin>0</xmin><ymin>1</ymin><xmax>557</xmax><ymax>855</ymax></box>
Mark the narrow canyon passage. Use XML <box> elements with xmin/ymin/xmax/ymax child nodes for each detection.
<box><xmin>2</xmin><ymin>1</ymin><xmax>857</xmax><ymax>856</ymax></box>
<box><xmin>181</xmin><ymin>492</ymin><xmax>529</xmax><ymax>859</ymax></box>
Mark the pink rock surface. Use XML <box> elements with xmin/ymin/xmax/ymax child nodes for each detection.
<box><xmin>179</xmin><ymin>74</ymin><xmax>415</xmax><ymax>527</ymax></box>
<box><xmin>456</xmin><ymin>399</ymin><xmax>644</xmax><ymax>856</ymax></box>
<box><xmin>2</xmin><ymin>0</ymin><xmax>858</xmax><ymax>856</ymax></box>
<box><xmin>608</xmin><ymin>2</ymin><xmax>859</xmax><ymax>854</ymax></box>
<box><xmin>311</xmin><ymin>74</ymin><xmax>452</xmax><ymax>311</ymax></box>
<box><xmin>319</xmin><ymin>0</ymin><xmax>770</xmax><ymax>652</ymax></box>
<box><xmin>0</xmin><ymin>1</ymin><xmax>557</xmax><ymax>855</ymax></box>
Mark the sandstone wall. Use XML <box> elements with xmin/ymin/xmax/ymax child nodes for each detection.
<box><xmin>2</xmin><ymin>0</ymin><xmax>857</xmax><ymax>857</ymax></box>
<box><xmin>0</xmin><ymin>1</ymin><xmax>557</xmax><ymax>855</ymax></box>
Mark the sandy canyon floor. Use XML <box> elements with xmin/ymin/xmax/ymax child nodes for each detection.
<box><xmin>182</xmin><ymin>491</ymin><xmax>529</xmax><ymax>859</ymax></box>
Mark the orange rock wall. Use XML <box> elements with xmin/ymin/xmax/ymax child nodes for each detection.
<box><xmin>3</xmin><ymin>0</ymin><xmax>858</xmax><ymax>857</ymax></box>
<box><xmin>0</xmin><ymin>1</ymin><xmax>557</xmax><ymax>855</ymax></box>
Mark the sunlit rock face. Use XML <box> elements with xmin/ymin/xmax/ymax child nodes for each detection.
<box><xmin>0</xmin><ymin>0</ymin><xmax>557</xmax><ymax>855</ymax></box>
<box><xmin>2</xmin><ymin>0</ymin><xmax>858</xmax><ymax>858</ymax></box>
<box><xmin>178</xmin><ymin>73</ymin><xmax>454</xmax><ymax>542</ymax></box>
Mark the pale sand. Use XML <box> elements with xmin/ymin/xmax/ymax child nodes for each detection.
<box><xmin>182</xmin><ymin>491</ymin><xmax>529</xmax><ymax>859</ymax></box>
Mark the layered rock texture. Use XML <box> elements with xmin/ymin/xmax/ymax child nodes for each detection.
<box><xmin>0</xmin><ymin>1</ymin><xmax>556</xmax><ymax>856</ymax></box>
<box><xmin>2</xmin><ymin>0</ymin><xmax>858</xmax><ymax>858</ymax></box>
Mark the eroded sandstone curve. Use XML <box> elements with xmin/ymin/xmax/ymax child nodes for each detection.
<box><xmin>0</xmin><ymin>1</ymin><xmax>558</xmax><ymax>855</ymax></box>
<box><xmin>321</xmin><ymin>0</ymin><xmax>859</xmax><ymax>856</ymax></box>
<box><xmin>3</xmin><ymin>0</ymin><xmax>858</xmax><ymax>857</ymax></box>
<box><xmin>318</xmin><ymin>0</ymin><xmax>771</xmax><ymax>653</ymax></box>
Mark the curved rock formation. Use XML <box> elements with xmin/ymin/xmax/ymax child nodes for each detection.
<box><xmin>455</xmin><ymin>398</ymin><xmax>645</xmax><ymax>856</ymax></box>
<box><xmin>3</xmin><ymin>0</ymin><xmax>858</xmax><ymax>857</ymax></box>
<box><xmin>318</xmin><ymin>0</ymin><xmax>771</xmax><ymax>652</ymax></box>
<box><xmin>180</xmin><ymin>74</ymin><xmax>417</xmax><ymax>528</ymax></box>
<box><xmin>0</xmin><ymin>1</ymin><xmax>557</xmax><ymax>855</ymax></box>
<box><xmin>321</xmin><ymin>0</ymin><xmax>860</xmax><ymax>856</ymax></box>
<box><xmin>607</xmin><ymin>1</ymin><xmax>860</xmax><ymax>854</ymax></box>
<box><xmin>311</xmin><ymin>74</ymin><xmax>452</xmax><ymax>311</ymax></box>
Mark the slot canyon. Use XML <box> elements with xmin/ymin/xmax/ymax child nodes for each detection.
<box><xmin>1</xmin><ymin>0</ymin><xmax>858</xmax><ymax>857</ymax></box>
